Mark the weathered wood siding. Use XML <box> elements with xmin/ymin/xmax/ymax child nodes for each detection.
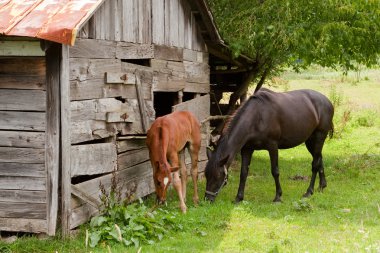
<box><xmin>78</xmin><ymin>0</ymin><xmax>206</xmax><ymax>51</ymax></box>
<box><xmin>68</xmin><ymin>0</ymin><xmax>210</xmax><ymax>229</ymax></box>
<box><xmin>0</xmin><ymin>56</ymin><xmax>48</xmax><ymax>233</ymax></box>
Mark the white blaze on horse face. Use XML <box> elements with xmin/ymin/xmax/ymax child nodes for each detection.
<box><xmin>163</xmin><ymin>177</ymin><xmax>169</xmax><ymax>187</ymax></box>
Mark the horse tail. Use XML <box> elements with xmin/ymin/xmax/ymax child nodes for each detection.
<box><xmin>328</xmin><ymin>122</ymin><xmax>334</xmax><ymax>139</ymax></box>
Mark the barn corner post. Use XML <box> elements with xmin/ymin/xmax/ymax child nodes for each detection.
<box><xmin>44</xmin><ymin>42</ymin><xmax>61</xmax><ymax>236</ymax></box>
<box><xmin>60</xmin><ymin>44</ymin><xmax>71</xmax><ymax>237</ymax></box>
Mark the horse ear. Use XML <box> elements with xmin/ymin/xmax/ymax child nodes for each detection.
<box><xmin>170</xmin><ymin>166</ymin><xmax>179</xmax><ymax>172</ymax></box>
<box><xmin>206</xmin><ymin>147</ymin><xmax>213</xmax><ymax>159</ymax></box>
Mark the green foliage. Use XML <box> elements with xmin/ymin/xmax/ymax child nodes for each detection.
<box><xmin>292</xmin><ymin>198</ymin><xmax>313</xmax><ymax>212</ymax></box>
<box><xmin>87</xmin><ymin>172</ymin><xmax>182</xmax><ymax>249</ymax></box>
<box><xmin>87</xmin><ymin>198</ymin><xmax>182</xmax><ymax>248</ymax></box>
<box><xmin>207</xmin><ymin>0</ymin><xmax>380</xmax><ymax>74</ymax></box>
<box><xmin>355</xmin><ymin>110</ymin><xmax>377</xmax><ymax>127</ymax></box>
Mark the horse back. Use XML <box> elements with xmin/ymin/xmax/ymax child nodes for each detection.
<box><xmin>146</xmin><ymin>111</ymin><xmax>200</xmax><ymax>157</ymax></box>
<box><xmin>253</xmin><ymin>89</ymin><xmax>334</xmax><ymax>148</ymax></box>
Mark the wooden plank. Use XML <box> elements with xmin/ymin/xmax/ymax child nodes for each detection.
<box><xmin>152</xmin><ymin>0</ymin><xmax>165</xmax><ymax>44</ymax></box>
<box><xmin>116</xmin><ymin>42</ymin><xmax>154</xmax><ymax>59</ymax></box>
<box><xmin>118</xmin><ymin>148</ymin><xmax>149</xmax><ymax>170</ymax></box>
<box><xmin>183</xmin><ymin>48</ymin><xmax>205</xmax><ymax>63</ymax></box>
<box><xmin>154</xmin><ymin>45</ymin><xmax>183</xmax><ymax>61</ymax></box>
<box><xmin>71</xmin><ymin>143</ymin><xmax>117</xmax><ymax>177</ymax></box>
<box><xmin>0</xmin><ymin>162</ymin><xmax>45</xmax><ymax>177</ymax></box>
<box><xmin>135</xmin><ymin>71</ymin><xmax>148</xmax><ymax>132</ymax></box>
<box><xmin>73</xmin><ymin>161</ymin><xmax>152</xmax><ymax>200</ymax></box>
<box><xmin>169</xmin><ymin>0</ymin><xmax>179</xmax><ymax>46</ymax></box>
<box><xmin>0</xmin><ymin>190</ymin><xmax>46</xmax><ymax>203</ymax></box>
<box><xmin>71</xmin><ymin>98</ymin><xmax>138</xmax><ymax>123</ymax></box>
<box><xmin>0</xmin><ymin>74</ymin><xmax>46</xmax><ymax>90</ymax></box>
<box><xmin>69</xmin><ymin>200</ymin><xmax>98</xmax><ymax>229</ymax></box>
<box><xmin>164</xmin><ymin>0</ymin><xmax>171</xmax><ymax>45</ymax></box>
<box><xmin>172</xmin><ymin>94</ymin><xmax>210</xmax><ymax>122</ymax></box>
<box><xmin>183</xmin><ymin>0</ymin><xmax>192</xmax><ymax>49</ymax></box>
<box><xmin>122</xmin><ymin>0</ymin><xmax>137</xmax><ymax>42</ymax></box>
<box><xmin>0</xmin><ymin>57</ymin><xmax>45</xmax><ymax>75</ymax></box>
<box><xmin>113</xmin><ymin>0</ymin><xmax>122</xmax><ymax>41</ymax></box>
<box><xmin>61</xmin><ymin>44</ymin><xmax>71</xmax><ymax>237</ymax></box>
<box><xmin>0</xmin><ymin>131</ymin><xmax>45</xmax><ymax>148</ymax></box>
<box><xmin>46</xmin><ymin>43</ymin><xmax>61</xmax><ymax>235</ymax></box>
<box><xmin>0</xmin><ymin>176</ymin><xmax>46</xmax><ymax>191</ymax></box>
<box><xmin>117</xmin><ymin>137</ymin><xmax>147</xmax><ymax>153</ymax></box>
<box><xmin>0</xmin><ymin>89</ymin><xmax>46</xmax><ymax>111</ymax></box>
<box><xmin>0</xmin><ymin>147</ymin><xmax>45</xmax><ymax>163</ymax></box>
<box><xmin>0</xmin><ymin>218</ymin><xmax>47</xmax><ymax>233</ymax></box>
<box><xmin>69</xmin><ymin>58</ymin><xmax>121</xmax><ymax>81</ymax></box>
<box><xmin>184</xmin><ymin>81</ymin><xmax>210</xmax><ymax>93</ymax></box>
<box><xmin>178</xmin><ymin>0</ymin><xmax>185</xmax><ymax>48</ymax></box>
<box><xmin>70</xmin><ymin>79</ymin><xmax>139</xmax><ymax>101</ymax></box>
<box><xmin>0</xmin><ymin>111</ymin><xmax>45</xmax><ymax>131</ymax></box>
<box><xmin>184</xmin><ymin>61</ymin><xmax>210</xmax><ymax>83</ymax></box>
<box><xmin>0</xmin><ymin>41</ymin><xmax>44</xmax><ymax>56</ymax></box>
<box><xmin>71</xmin><ymin>184</ymin><xmax>101</xmax><ymax>208</ymax></box>
<box><xmin>69</xmin><ymin>38</ymin><xmax>116</xmax><ymax>59</ymax></box>
<box><xmin>140</xmin><ymin>0</ymin><xmax>152</xmax><ymax>44</ymax></box>
<box><xmin>70</xmin><ymin>120</ymin><xmax>113</xmax><ymax>144</ymax></box>
<box><xmin>0</xmin><ymin>202</ymin><xmax>46</xmax><ymax>219</ymax></box>
<box><xmin>105</xmin><ymin>72</ymin><xmax>136</xmax><ymax>84</ymax></box>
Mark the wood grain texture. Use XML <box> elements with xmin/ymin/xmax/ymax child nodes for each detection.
<box><xmin>71</xmin><ymin>143</ymin><xmax>117</xmax><ymax>177</ymax></box>
<box><xmin>0</xmin><ymin>89</ymin><xmax>46</xmax><ymax>111</ymax></box>
<box><xmin>0</xmin><ymin>218</ymin><xmax>47</xmax><ymax>233</ymax></box>
<box><xmin>0</xmin><ymin>131</ymin><xmax>45</xmax><ymax>148</ymax></box>
<box><xmin>0</xmin><ymin>111</ymin><xmax>45</xmax><ymax>131</ymax></box>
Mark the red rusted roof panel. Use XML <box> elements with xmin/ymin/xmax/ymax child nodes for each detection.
<box><xmin>0</xmin><ymin>0</ymin><xmax>103</xmax><ymax>45</ymax></box>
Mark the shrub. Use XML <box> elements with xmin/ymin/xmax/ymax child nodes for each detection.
<box><xmin>86</xmin><ymin>171</ymin><xmax>182</xmax><ymax>248</ymax></box>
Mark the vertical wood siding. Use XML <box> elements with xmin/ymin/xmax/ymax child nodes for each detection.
<box><xmin>78</xmin><ymin>0</ymin><xmax>206</xmax><ymax>51</ymax></box>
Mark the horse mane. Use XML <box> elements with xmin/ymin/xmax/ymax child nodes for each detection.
<box><xmin>222</xmin><ymin>95</ymin><xmax>262</xmax><ymax>136</ymax></box>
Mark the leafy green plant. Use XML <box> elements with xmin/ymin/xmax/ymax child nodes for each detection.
<box><xmin>292</xmin><ymin>199</ymin><xmax>313</xmax><ymax>212</ymax></box>
<box><xmin>355</xmin><ymin>110</ymin><xmax>377</xmax><ymax>127</ymax></box>
<box><xmin>87</xmin><ymin>172</ymin><xmax>183</xmax><ymax>249</ymax></box>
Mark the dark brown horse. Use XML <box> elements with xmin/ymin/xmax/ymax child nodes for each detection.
<box><xmin>146</xmin><ymin>111</ymin><xmax>201</xmax><ymax>213</ymax></box>
<box><xmin>205</xmin><ymin>88</ymin><xmax>334</xmax><ymax>203</ymax></box>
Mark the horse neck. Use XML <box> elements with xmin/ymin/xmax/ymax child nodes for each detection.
<box><xmin>220</xmin><ymin>103</ymin><xmax>257</xmax><ymax>165</ymax></box>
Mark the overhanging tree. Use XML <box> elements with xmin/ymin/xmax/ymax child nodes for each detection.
<box><xmin>208</xmin><ymin>0</ymin><xmax>380</xmax><ymax>111</ymax></box>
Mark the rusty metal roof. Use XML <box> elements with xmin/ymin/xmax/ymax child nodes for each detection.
<box><xmin>0</xmin><ymin>0</ymin><xmax>104</xmax><ymax>46</ymax></box>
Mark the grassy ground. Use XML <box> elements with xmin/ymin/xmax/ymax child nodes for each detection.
<box><xmin>1</xmin><ymin>67</ymin><xmax>379</xmax><ymax>253</ymax></box>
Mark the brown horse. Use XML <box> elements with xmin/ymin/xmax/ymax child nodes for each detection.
<box><xmin>205</xmin><ymin>88</ymin><xmax>334</xmax><ymax>203</ymax></box>
<box><xmin>146</xmin><ymin>111</ymin><xmax>201</xmax><ymax>213</ymax></box>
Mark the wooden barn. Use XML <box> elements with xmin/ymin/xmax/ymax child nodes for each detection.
<box><xmin>0</xmin><ymin>0</ymin><xmax>253</xmax><ymax>235</ymax></box>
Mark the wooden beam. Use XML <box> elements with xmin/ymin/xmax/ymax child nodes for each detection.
<box><xmin>60</xmin><ymin>44</ymin><xmax>71</xmax><ymax>237</ymax></box>
<box><xmin>71</xmin><ymin>184</ymin><xmax>101</xmax><ymax>209</ymax></box>
<box><xmin>45</xmin><ymin>43</ymin><xmax>60</xmax><ymax>236</ymax></box>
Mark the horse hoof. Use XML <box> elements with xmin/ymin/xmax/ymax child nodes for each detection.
<box><xmin>303</xmin><ymin>192</ymin><xmax>312</xmax><ymax>198</ymax></box>
<box><xmin>273</xmin><ymin>197</ymin><xmax>282</xmax><ymax>202</ymax></box>
<box><xmin>234</xmin><ymin>199</ymin><xmax>242</xmax><ymax>204</ymax></box>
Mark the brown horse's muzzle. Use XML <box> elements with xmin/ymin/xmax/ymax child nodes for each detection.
<box><xmin>156</xmin><ymin>196</ymin><xmax>167</xmax><ymax>206</ymax></box>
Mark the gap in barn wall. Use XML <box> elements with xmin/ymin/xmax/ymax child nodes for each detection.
<box><xmin>121</xmin><ymin>58</ymin><xmax>150</xmax><ymax>67</ymax></box>
<box><xmin>153</xmin><ymin>91</ymin><xmax>178</xmax><ymax>118</ymax></box>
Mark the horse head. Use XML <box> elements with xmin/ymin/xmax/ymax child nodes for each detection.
<box><xmin>154</xmin><ymin>161</ymin><xmax>179</xmax><ymax>205</ymax></box>
<box><xmin>204</xmin><ymin>146</ymin><xmax>229</xmax><ymax>202</ymax></box>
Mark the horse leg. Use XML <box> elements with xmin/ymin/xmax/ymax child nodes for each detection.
<box><xmin>170</xmin><ymin>153</ymin><xmax>187</xmax><ymax>213</ymax></box>
<box><xmin>189</xmin><ymin>142</ymin><xmax>200</xmax><ymax>206</ymax></box>
<box><xmin>235</xmin><ymin>145</ymin><xmax>254</xmax><ymax>203</ymax></box>
<box><xmin>179</xmin><ymin>150</ymin><xmax>187</xmax><ymax>202</ymax></box>
<box><xmin>304</xmin><ymin>131</ymin><xmax>328</xmax><ymax>197</ymax></box>
<box><xmin>268</xmin><ymin>145</ymin><xmax>282</xmax><ymax>202</ymax></box>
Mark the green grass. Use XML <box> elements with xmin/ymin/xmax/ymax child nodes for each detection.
<box><xmin>1</xmin><ymin>68</ymin><xmax>379</xmax><ymax>253</ymax></box>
